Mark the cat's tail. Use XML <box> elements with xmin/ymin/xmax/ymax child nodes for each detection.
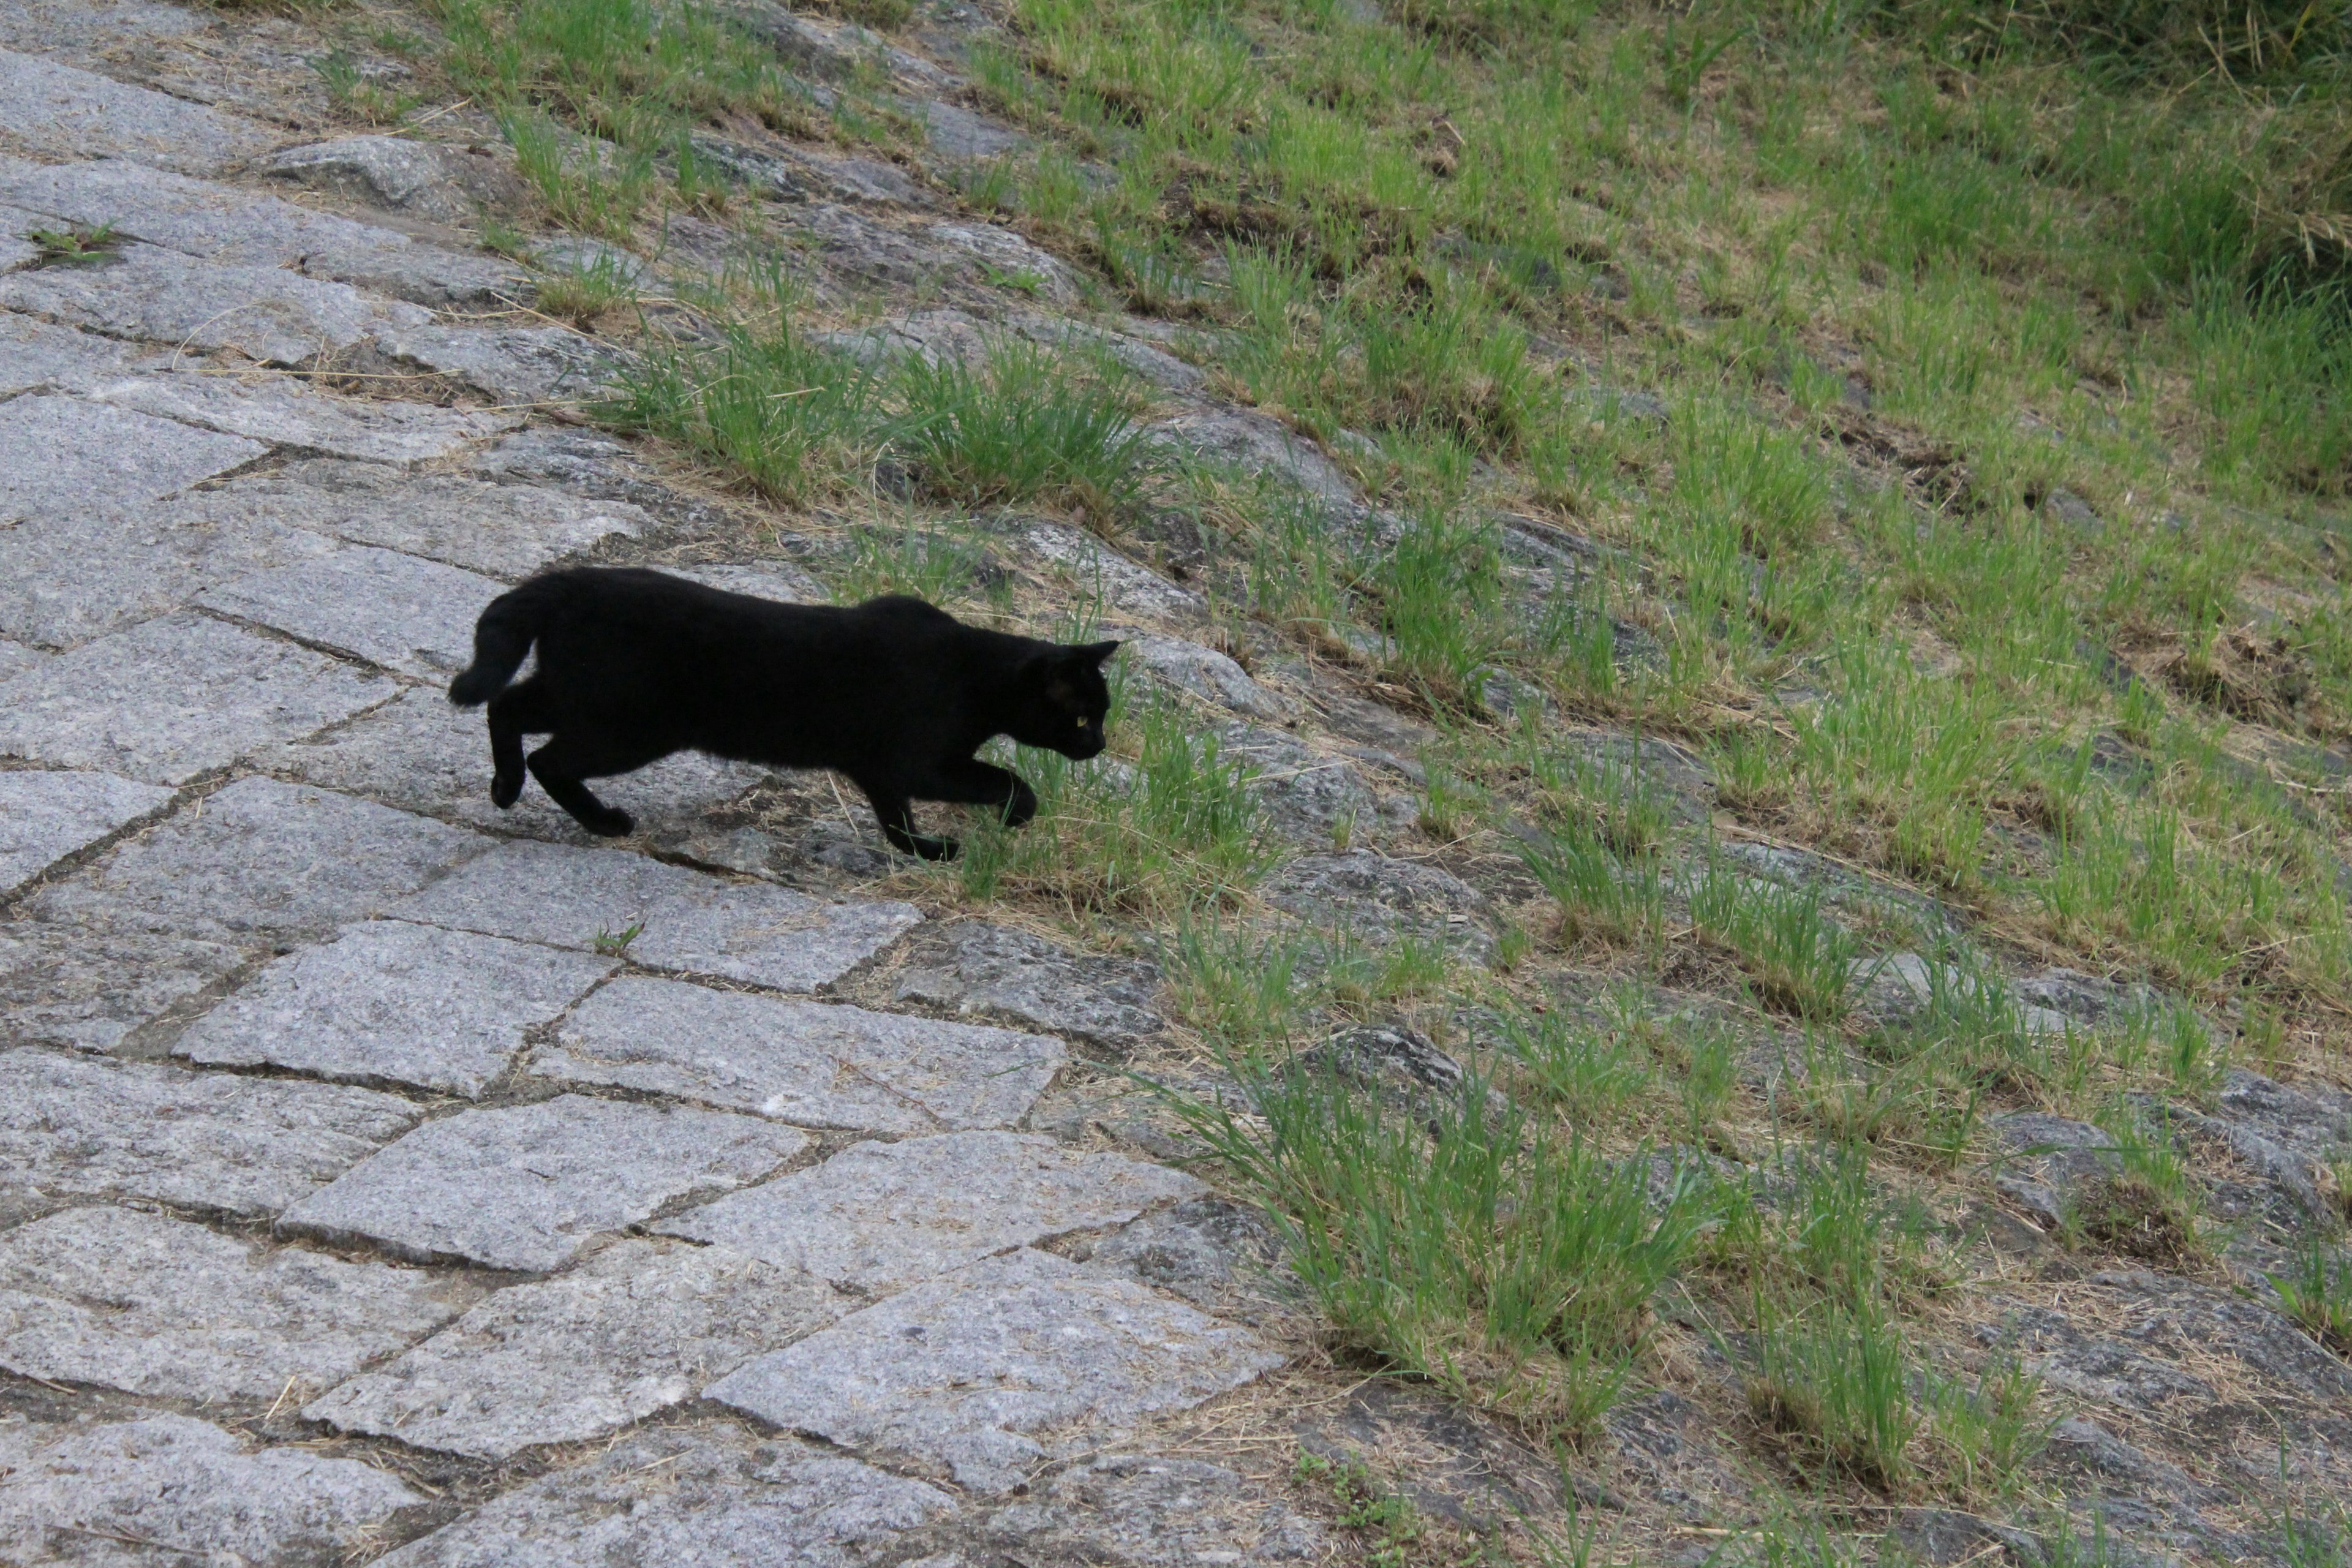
<box><xmin>448</xmin><ymin>586</ymin><xmax>540</xmax><ymax>707</ymax></box>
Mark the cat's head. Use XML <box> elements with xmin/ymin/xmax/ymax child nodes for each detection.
<box><xmin>1015</xmin><ymin>639</ymin><xmax>1120</xmax><ymax>760</ymax></box>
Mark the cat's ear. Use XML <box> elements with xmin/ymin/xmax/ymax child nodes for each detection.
<box><xmin>1077</xmin><ymin>639</ymin><xmax>1122</xmax><ymax>667</ymax></box>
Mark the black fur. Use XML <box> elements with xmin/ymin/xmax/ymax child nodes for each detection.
<box><xmin>447</xmin><ymin>567</ymin><xmax>1118</xmax><ymax>859</ymax></box>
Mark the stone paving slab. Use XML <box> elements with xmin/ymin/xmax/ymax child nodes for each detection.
<box><xmin>659</xmin><ymin>1132</ymin><xmax>1202</xmax><ymax>1289</ymax></box>
<box><xmin>254</xmin><ymin>687</ymin><xmax>770</xmax><ymax>840</ymax></box>
<box><xmin>545</xmin><ymin>979</ymin><xmax>1064</xmax><ymax>1134</ymax></box>
<box><xmin>0</xmin><ymin>391</ymin><xmax>262</xmax><ymax>522</ymax></box>
<box><xmin>176</xmin><ymin>919</ymin><xmax>615</xmax><ymax>1097</ymax></box>
<box><xmin>92</xmin><ymin>371</ymin><xmax>520</xmax><ymax>462</ymax></box>
<box><xmin>304</xmin><ymin>1237</ymin><xmax>844</xmax><ymax>1458</ymax></box>
<box><xmin>375</xmin><ymin>1423</ymin><xmax>956</xmax><ymax>1567</ymax></box>
<box><xmin>0</xmin><ymin>1414</ymin><xmax>421</xmax><ymax>1564</ymax></box>
<box><xmin>194</xmin><ymin>457</ymin><xmax>650</xmax><ymax>575</ymax></box>
<box><xmin>374</xmin><ymin>321</ymin><xmax>628</xmax><ymax>405</ymax></box>
<box><xmin>985</xmin><ymin>1454</ymin><xmax>1327</xmax><ymax>1567</ymax></box>
<box><xmin>894</xmin><ymin>919</ymin><xmax>1164</xmax><ymax>1047</ymax></box>
<box><xmin>0</xmin><ymin>1048</ymin><xmax>423</xmax><ymax>1215</ymax></box>
<box><xmin>705</xmin><ymin>1248</ymin><xmax>1285</xmax><ymax>1494</ymax></box>
<box><xmin>0</xmin><ymin>49</ymin><xmax>279</xmax><ymax>172</ymax></box>
<box><xmin>0</xmin><ymin>613</ymin><xmax>391</xmax><ymax>785</ymax></box>
<box><xmin>28</xmin><ymin>775</ymin><xmax>488</xmax><ymax>941</ymax></box>
<box><xmin>0</xmin><ymin>492</ymin><xmax>338</xmax><ymax>650</ymax></box>
<box><xmin>0</xmin><ymin>768</ymin><xmax>173</xmax><ymax>894</ymax></box>
<box><xmin>279</xmin><ymin>1093</ymin><xmax>809</xmax><ymax>1272</ymax></box>
<box><xmin>0</xmin><ymin>306</ymin><xmax>172</xmax><ymax>396</ymax></box>
<box><xmin>198</xmin><ymin>545</ymin><xmax>507</xmax><ymax>677</ymax></box>
<box><xmin>0</xmin><ymin>244</ymin><xmax>429</xmax><ymax>366</ymax></box>
<box><xmin>394</xmin><ymin>839</ymin><xmax>923</xmax><ymax>990</ymax></box>
<box><xmin>0</xmin><ymin>1204</ymin><xmax>471</xmax><ymax>1401</ymax></box>
<box><xmin>0</xmin><ymin>919</ymin><xmax>246</xmax><ymax>1051</ymax></box>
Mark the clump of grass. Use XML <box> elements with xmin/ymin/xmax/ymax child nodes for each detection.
<box><xmin>1738</xmin><ymin>1295</ymin><xmax>1921</xmax><ymax>1491</ymax></box>
<box><xmin>614</xmin><ymin>315</ymin><xmax>879</xmax><ymax>502</ymax></box>
<box><xmin>1500</xmin><ymin>1005</ymin><xmax>1654</xmax><ymax>1123</ymax></box>
<box><xmin>1688</xmin><ymin>858</ymin><xmax>1863</xmax><ymax>1023</ymax></box>
<box><xmin>2067</xmin><ymin>1102</ymin><xmax>2207</xmax><ymax>1262</ymax></box>
<box><xmin>25</xmin><ymin>223</ymin><xmax>119</xmax><ymax>267</ymax></box>
<box><xmin>1922</xmin><ymin>1354</ymin><xmax>2052</xmax><ymax>1502</ymax></box>
<box><xmin>890</xmin><ymin>343</ymin><xmax>1158</xmax><ymax>514</ymax></box>
<box><xmin>2270</xmin><ymin>1231</ymin><xmax>2352</xmax><ymax>1355</ymax></box>
<box><xmin>1516</xmin><ymin>815</ymin><xmax>1664</xmax><ymax>946</ymax></box>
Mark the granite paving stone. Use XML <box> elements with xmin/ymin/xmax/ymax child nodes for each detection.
<box><xmin>198</xmin><ymin>545</ymin><xmax>507</xmax><ymax>677</ymax></box>
<box><xmin>893</xmin><ymin>918</ymin><xmax>1164</xmax><ymax>1046</ymax></box>
<box><xmin>545</xmin><ymin>979</ymin><xmax>1064</xmax><ymax>1134</ymax></box>
<box><xmin>28</xmin><ymin>775</ymin><xmax>489</xmax><ymax>942</ymax></box>
<box><xmin>0</xmin><ymin>1048</ymin><xmax>423</xmax><ymax>1215</ymax></box>
<box><xmin>176</xmin><ymin>919</ymin><xmax>616</xmax><ymax>1096</ymax></box>
<box><xmin>658</xmin><ymin>1132</ymin><xmax>1201</xmax><ymax>1289</ymax></box>
<box><xmin>0</xmin><ymin>392</ymin><xmax>262</xmax><ymax>522</ymax></box>
<box><xmin>393</xmin><ymin>839</ymin><xmax>922</xmax><ymax>989</ymax></box>
<box><xmin>303</xmin><ymin>1237</ymin><xmax>845</xmax><ymax>1458</ymax></box>
<box><xmin>279</xmin><ymin>1094</ymin><xmax>809</xmax><ymax>1272</ymax></box>
<box><xmin>92</xmin><ymin>371</ymin><xmax>520</xmax><ymax>462</ymax></box>
<box><xmin>704</xmin><ymin>1248</ymin><xmax>1286</xmax><ymax>1494</ymax></box>
<box><xmin>0</xmin><ymin>1204</ymin><xmax>470</xmax><ymax>1402</ymax></box>
<box><xmin>253</xmin><ymin>686</ymin><xmax>770</xmax><ymax>839</ymax></box>
<box><xmin>984</xmin><ymin>1454</ymin><xmax>1326</xmax><ymax>1567</ymax></box>
<box><xmin>0</xmin><ymin>492</ymin><xmax>338</xmax><ymax>649</ymax></box>
<box><xmin>0</xmin><ymin>49</ymin><xmax>279</xmax><ymax>172</ymax></box>
<box><xmin>0</xmin><ymin>1414</ymin><xmax>421</xmax><ymax>1563</ymax></box>
<box><xmin>0</xmin><ymin>920</ymin><xmax>247</xmax><ymax>1051</ymax></box>
<box><xmin>0</xmin><ymin>614</ymin><xmax>391</xmax><ymax>785</ymax></box>
<box><xmin>0</xmin><ymin>244</ymin><xmax>429</xmax><ymax>365</ymax></box>
<box><xmin>0</xmin><ymin>769</ymin><xmax>173</xmax><ymax>894</ymax></box>
<box><xmin>374</xmin><ymin>1423</ymin><xmax>956</xmax><ymax>1567</ymax></box>
<box><xmin>0</xmin><ymin>306</ymin><xmax>172</xmax><ymax>396</ymax></box>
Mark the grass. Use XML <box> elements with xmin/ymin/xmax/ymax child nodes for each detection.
<box><xmin>2271</xmin><ymin>1231</ymin><xmax>2352</xmax><ymax>1356</ymax></box>
<box><xmin>25</xmin><ymin>222</ymin><xmax>119</xmax><ymax>266</ymax></box>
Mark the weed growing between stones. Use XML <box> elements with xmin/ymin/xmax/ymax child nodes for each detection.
<box><xmin>2269</xmin><ymin>1231</ymin><xmax>2352</xmax><ymax>1355</ymax></box>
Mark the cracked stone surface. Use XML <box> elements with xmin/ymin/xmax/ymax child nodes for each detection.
<box><xmin>892</xmin><ymin>919</ymin><xmax>1164</xmax><ymax>1047</ymax></box>
<box><xmin>1221</xmin><ymin>725</ymin><xmax>1417</xmax><ymax>846</ymax></box>
<box><xmin>375</xmin><ymin>1423</ymin><xmax>957</xmax><ymax>1567</ymax></box>
<box><xmin>0</xmin><ymin>307</ymin><xmax>171</xmax><ymax>397</ymax></box>
<box><xmin>198</xmin><ymin>545</ymin><xmax>507</xmax><ymax>677</ymax></box>
<box><xmin>176</xmin><ymin>919</ymin><xmax>615</xmax><ymax>1096</ymax></box>
<box><xmin>0</xmin><ymin>1204</ymin><xmax>468</xmax><ymax>1401</ymax></box>
<box><xmin>984</xmin><ymin>1454</ymin><xmax>1326</xmax><ymax>1566</ymax></box>
<box><xmin>704</xmin><ymin>1248</ymin><xmax>1284</xmax><ymax>1494</ymax></box>
<box><xmin>0</xmin><ymin>919</ymin><xmax>246</xmax><ymax>1051</ymax></box>
<box><xmin>263</xmin><ymin>135</ymin><xmax>529</xmax><ymax>223</ymax></box>
<box><xmin>393</xmin><ymin>838</ymin><xmax>922</xmax><ymax>990</ymax></box>
<box><xmin>0</xmin><ymin>614</ymin><xmax>393</xmax><ymax>784</ymax></box>
<box><xmin>303</xmin><ymin>1237</ymin><xmax>845</xmax><ymax>1458</ymax></box>
<box><xmin>0</xmin><ymin>1414</ymin><xmax>421</xmax><ymax>1566</ymax></box>
<box><xmin>91</xmin><ymin>371</ymin><xmax>520</xmax><ymax>462</ymax></box>
<box><xmin>0</xmin><ymin>769</ymin><xmax>172</xmax><ymax>894</ymax></box>
<box><xmin>1262</xmin><ymin>851</ymin><xmax>1494</xmax><ymax>959</ymax></box>
<box><xmin>1123</xmin><ymin>633</ymin><xmax>1295</xmax><ymax>720</ymax></box>
<box><xmin>30</xmin><ymin>775</ymin><xmax>488</xmax><ymax>941</ymax></box>
<box><xmin>660</xmin><ymin>1131</ymin><xmax>1200</xmax><ymax>1289</ymax></box>
<box><xmin>372</xmin><ymin>321</ymin><xmax>628</xmax><ymax>404</ymax></box>
<box><xmin>0</xmin><ymin>48</ymin><xmax>277</xmax><ymax>171</ymax></box>
<box><xmin>279</xmin><ymin>1093</ymin><xmax>809</xmax><ymax>1272</ymax></box>
<box><xmin>0</xmin><ymin>1048</ymin><xmax>421</xmax><ymax>1215</ymax></box>
<box><xmin>0</xmin><ymin>392</ymin><xmax>262</xmax><ymax>522</ymax></box>
<box><xmin>545</xmin><ymin>978</ymin><xmax>1063</xmax><ymax>1134</ymax></box>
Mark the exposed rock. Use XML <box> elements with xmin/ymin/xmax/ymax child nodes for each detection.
<box><xmin>2043</xmin><ymin>487</ymin><xmax>2099</xmax><ymax>529</ymax></box>
<box><xmin>1125</xmin><ymin>634</ymin><xmax>1295</xmax><ymax>720</ymax></box>
<box><xmin>892</xmin><ymin>918</ymin><xmax>1164</xmax><ymax>1047</ymax></box>
<box><xmin>0</xmin><ymin>1204</ymin><xmax>466</xmax><ymax>1402</ymax></box>
<box><xmin>1006</xmin><ymin>517</ymin><xmax>1207</xmax><ymax>623</ymax></box>
<box><xmin>2092</xmin><ymin>1268</ymin><xmax>2352</xmax><ymax>1403</ymax></box>
<box><xmin>1887</xmin><ymin>1510</ymin><xmax>2044</xmax><ymax>1567</ymax></box>
<box><xmin>370</xmin><ymin>322</ymin><xmax>629</xmax><ymax>405</ymax></box>
<box><xmin>1292</xmin><ymin>1022</ymin><xmax>1477</xmax><ymax>1104</ymax></box>
<box><xmin>198</xmin><ymin>544</ymin><xmax>504</xmax><ymax>677</ymax></box>
<box><xmin>2018</xmin><ymin>965</ymin><xmax>2152</xmax><ymax>1025</ymax></box>
<box><xmin>674</xmin><ymin>559</ymin><xmax>830</xmax><ymax>603</ymax></box>
<box><xmin>0</xmin><ymin>392</ymin><xmax>263</xmax><ymax>523</ymax></box>
<box><xmin>1218</xmin><ymin>725</ymin><xmax>1413</xmax><ymax>846</ymax></box>
<box><xmin>0</xmin><ymin>769</ymin><xmax>172</xmax><ymax>894</ymax></box>
<box><xmin>279</xmin><ymin>1093</ymin><xmax>808</xmax><ymax>1272</ymax></box>
<box><xmin>0</xmin><ymin>308</ymin><xmax>170</xmax><ymax>398</ymax></box>
<box><xmin>983</xmin><ymin>1454</ymin><xmax>1325</xmax><ymax>1566</ymax></box>
<box><xmin>0</xmin><ymin>919</ymin><xmax>246</xmax><ymax>1052</ymax></box>
<box><xmin>907</xmin><ymin>96</ymin><xmax>1028</xmax><ymax>160</ymax></box>
<box><xmin>263</xmin><ymin>135</ymin><xmax>527</xmax><ymax>222</ymax></box>
<box><xmin>88</xmin><ymin>371</ymin><xmax>521</xmax><ymax>464</ymax></box>
<box><xmin>1975</xmin><ymin>1297</ymin><xmax>2218</xmax><ymax>1414</ymax></box>
<box><xmin>1080</xmin><ymin>1197</ymin><xmax>1287</xmax><ymax>1316</ymax></box>
<box><xmin>303</xmin><ymin>1238</ymin><xmax>843</xmax><ymax>1458</ymax></box>
<box><xmin>1989</xmin><ymin>1111</ymin><xmax>2121</xmax><ymax>1230</ymax></box>
<box><xmin>727</xmin><ymin>3</ymin><xmax>953</xmax><ymax>89</ymax></box>
<box><xmin>659</xmin><ymin>1131</ymin><xmax>1201</xmax><ymax>1289</ymax></box>
<box><xmin>799</xmin><ymin>203</ymin><xmax>1079</xmax><ymax>304</ymax></box>
<box><xmin>1262</xmin><ymin>852</ymin><xmax>1493</xmax><ymax>961</ymax></box>
<box><xmin>2043</xmin><ymin>1415</ymin><xmax>2217</xmax><ymax>1506</ymax></box>
<box><xmin>692</xmin><ymin>132</ymin><xmax>927</xmax><ymax>207</ymax></box>
<box><xmin>1148</xmin><ymin>407</ymin><xmax>1369</xmax><ymax>527</ymax></box>
<box><xmin>0</xmin><ymin>50</ymin><xmax>277</xmax><ymax>173</ymax></box>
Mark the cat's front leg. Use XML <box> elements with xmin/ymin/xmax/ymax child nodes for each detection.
<box><xmin>856</xmin><ymin>777</ymin><xmax>958</xmax><ymax>861</ymax></box>
<box><xmin>929</xmin><ymin>758</ymin><xmax>1038</xmax><ymax>827</ymax></box>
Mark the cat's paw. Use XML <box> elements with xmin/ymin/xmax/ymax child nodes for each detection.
<box><xmin>913</xmin><ymin>834</ymin><xmax>960</xmax><ymax>861</ymax></box>
<box><xmin>579</xmin><ymin>807</ymin><xmax>636</xmax><ymax>837</ymax></box>
<box><xmin>490</xmin><ymin>773</ymin><xmax>523</xmax><ymax>809</ymax></box>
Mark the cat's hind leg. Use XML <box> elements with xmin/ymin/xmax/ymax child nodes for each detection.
<box><xmin>484</xmin><ymin>677</ymin><xmax>548</xmax><ymax>810</ymax></box>
<box><xmin>926</xmin><ymin>758</ymin><xmax>1039</xmax><ymax>828</ymax></box>
<box><xmin>527</xmin><ymin>736</ymin><xmax>638</xmax><ymax>837</ymax></box>
<box><xmin>854</xmin><ymin>776</ymin><xmax>957</xmax><ymax>861</ymax></box>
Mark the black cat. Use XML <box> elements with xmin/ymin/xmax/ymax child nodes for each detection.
<box><xmin>448</xmin><ymin>567</ymin><xmax>1117</xmax><ymax>860</ymax></box>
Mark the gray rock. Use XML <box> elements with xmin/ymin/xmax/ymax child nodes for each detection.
<box><xmin>892</xmin><ymin>919</ymin><xmax>1163</xmax><ymax>1047</ymax></box>
<box><xmin>1123</xmin><ymin>635</ymin><xmax>1293</xmax><ymax>720</ymax></box>
<box><xmin>197</xmin><ymin>458</ymin><xmax>650</xmax><ymax>576</ymax></box>
<box><xmin>2044</xmin><ymin>487</ymin><xmax>2099</xmax><ymax>529</ymax></box>
<box><xmin>0</xmin><ymin>769</ymin><xmax>172</xmax><ymax>894</ymax></box>
<box><xmin>728</xmin><ymin>5</ymin><xmax>952</xmax><ymax>88</ymax></box>
<box><xmin>279</xmin><ymin>1093</ymin><xmax>807</xmax><ymax>1272</ymax></box>
<box><xmin>0</xmin><ymin>638</ymin><xmax>46</xmax><ymax>679</ymax></box>
<box><xmin>198</xmin><ymin>545</ymin><xmax>505</xmax><ymax>677</ymax></box>
<box><xmin>0</xmin><ymin>491</ymin><xmax>339</xmax><ymax>649</ymax></box>
<box><xmin>674</xmin><ymin>560</ymin><xmax>830</xmax><ymax>603</ymax></box>
<box><xmin>1147</xmin><ymin>408</ymin><xmax>1368</xmax><ymax>526</ymax></box>
<box><xmin>1010</xmin><ymin>518</ymin><xmax>1207</xmax><ymax>623</ymax></box>
<box><xmin>254</xmin><ymin>686</ymin><xmax>769</xmax><ymax>840</ymax></box>
<box><xmin>1974</xmin><ymin>1300</ymin><xmax>2215</xmax><ymax>1410</ymax></box>
<box><xmin>705</xmin><ymin>1248</ymin><xmax>1284</xmax><ymax>1493</ymax></box>
<box><xmin>2045</xmin><ymin>1415</ymin><xmax>2214</xmax><ymax>1503</ymax></box>
<box><xmin>1292</xmin><ymin>1021</ymin><xmax>1474</xmax><ymax>1100</ymax></box>
<box><xmin>32</xmin><ymin>776</ymin><xmax>487</xmax><ymax>942</ymax></box>
<box><xmin>1886</xmin><ymin>1510</ymin><xmax>2045</xmax><ymax>1568</ymax></box>
<box><xmin>373</xmin><ymin>1423</ymin><xmax>956</xmax><ymax>1567</ymax></box>
<box><xmin>810</xmin><ymin>306</ymin><xmax>995</xmax><ymax>369</ymax></box>
<box><xmin>0</xmin><ymin>392</ymin><xmax>262</xmax><ymax>523</ymax></box>
<box><xmin>800</xmin><ymin>203</ymin><xmax>1079</xmax><ymax>304</ymax></box>
<box><xmin>0</xmin><ymin>307</ymin><xmax>171</xmax><ymax>397</ymax></box>
<box><xmin>1081</xmin><ymin>1198</ymin><xmax>1284</xmax><ymax>1314</ymax></box>
<box><xmin>0</xmin><ymin>919</ymin><xmax>246</xmax><ymax>1051</ymax></box>
<box><xmin>393</xmin><ymin>839</ymin><xmax>921</xmax><ymax>991</ymax></box>
<box><xmin>0</xmin><ymin>1414</ymin><xmax>420</xmax><ymax>1564</ymax></box>
<box><xmin>984</xmin><ymin>1453</ymin><xmax>1325</xmax><ymax>1567</ymax></box>
<box><xmin>0</xmin><ymin>1048</ymin><xmax>421</xmax><ymax>1216</ymax></box>
<box><xmin>1014</xmin><ymin>315</ymin><xmax>1208</xmax><ymax>394</ymax></box>
<box><xmin>1262</xmin><ymin>852</ymin><xmax>1493</xmax><ymax>961</ymax></box>
<box><xmin>263</xmin><ymin>135</ymin><xmax>527</xmax><ymax>222</ymax></box>
<box><xmin>1989</xmin><ymin>1111</ymin><xmax>2120</xmax><ymax>1230</ymax></box>
<box><xmin>691</xmin><ymin>133</ymin><xmax>927</xmax><ymax>207</ymax></box>
<box><xmin>1218</xmin><ymin>725</ymin><xmax>1411</xmax><ymax>846</ymax></box>
<box><xmin>0</xmin><ymin>50</ymin><xmax>277</xmax><ymax>173</ymax></box>
<box><xmin>177</xmin><ymin>919</ymin><xmax>614</xmax><ymax>1096</ymax></box>
<box><xmin>304</xmin><ymin>1238</ymin><xmax>843</xmax><ymax>1458</ymax></box>
<box><xmin>371</xmin><ymin>322</ymin><xmax>628</xmax><ymax>405</ymax></box>
<box><xmin>908</xmin><ymin>97</ymin><xmax>1028</xmax><ymax>160</ymax></box>
<box><xmin>659</xmin><ymin>1132</ymin><xmax>1200</xmax><ymax>1289</ymax></box>
<box><xmin>545</xmin><ymin>977</ymin><xmax>1063</xmax><ymax>1133</ymax></box>
<box><xmin>90</xmin><ymin>371</ymin><xmax>520</xmax><ymax>463</ymax></box>
<box><xmin>0</xmin><ymin>614</ymin><xmax>393</xmax><ymax>785</ymax></box>
<box><xmin>2018</xmin><ymin>965</ymin><xmax>2149</xmax><ymax>1025</ymax></box>
<box><xmin>0</xmin><ymin>0</ymin><xmax>205</xmax><ymax>57</ymax></box>
<box><xmin>0</xmin><ymin>244</ymin><xmax>429</xmax><ymax>366</ymax></box>
<box><xmin>0</xmin><ymin>1204</ymin><xmax>466</xmax><ymax>1402</ymax></box>
<box><xmin>2093</xmin><ymin>1267</ymin><xmax>2352</xmax><ymax>1402</ymax></box>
